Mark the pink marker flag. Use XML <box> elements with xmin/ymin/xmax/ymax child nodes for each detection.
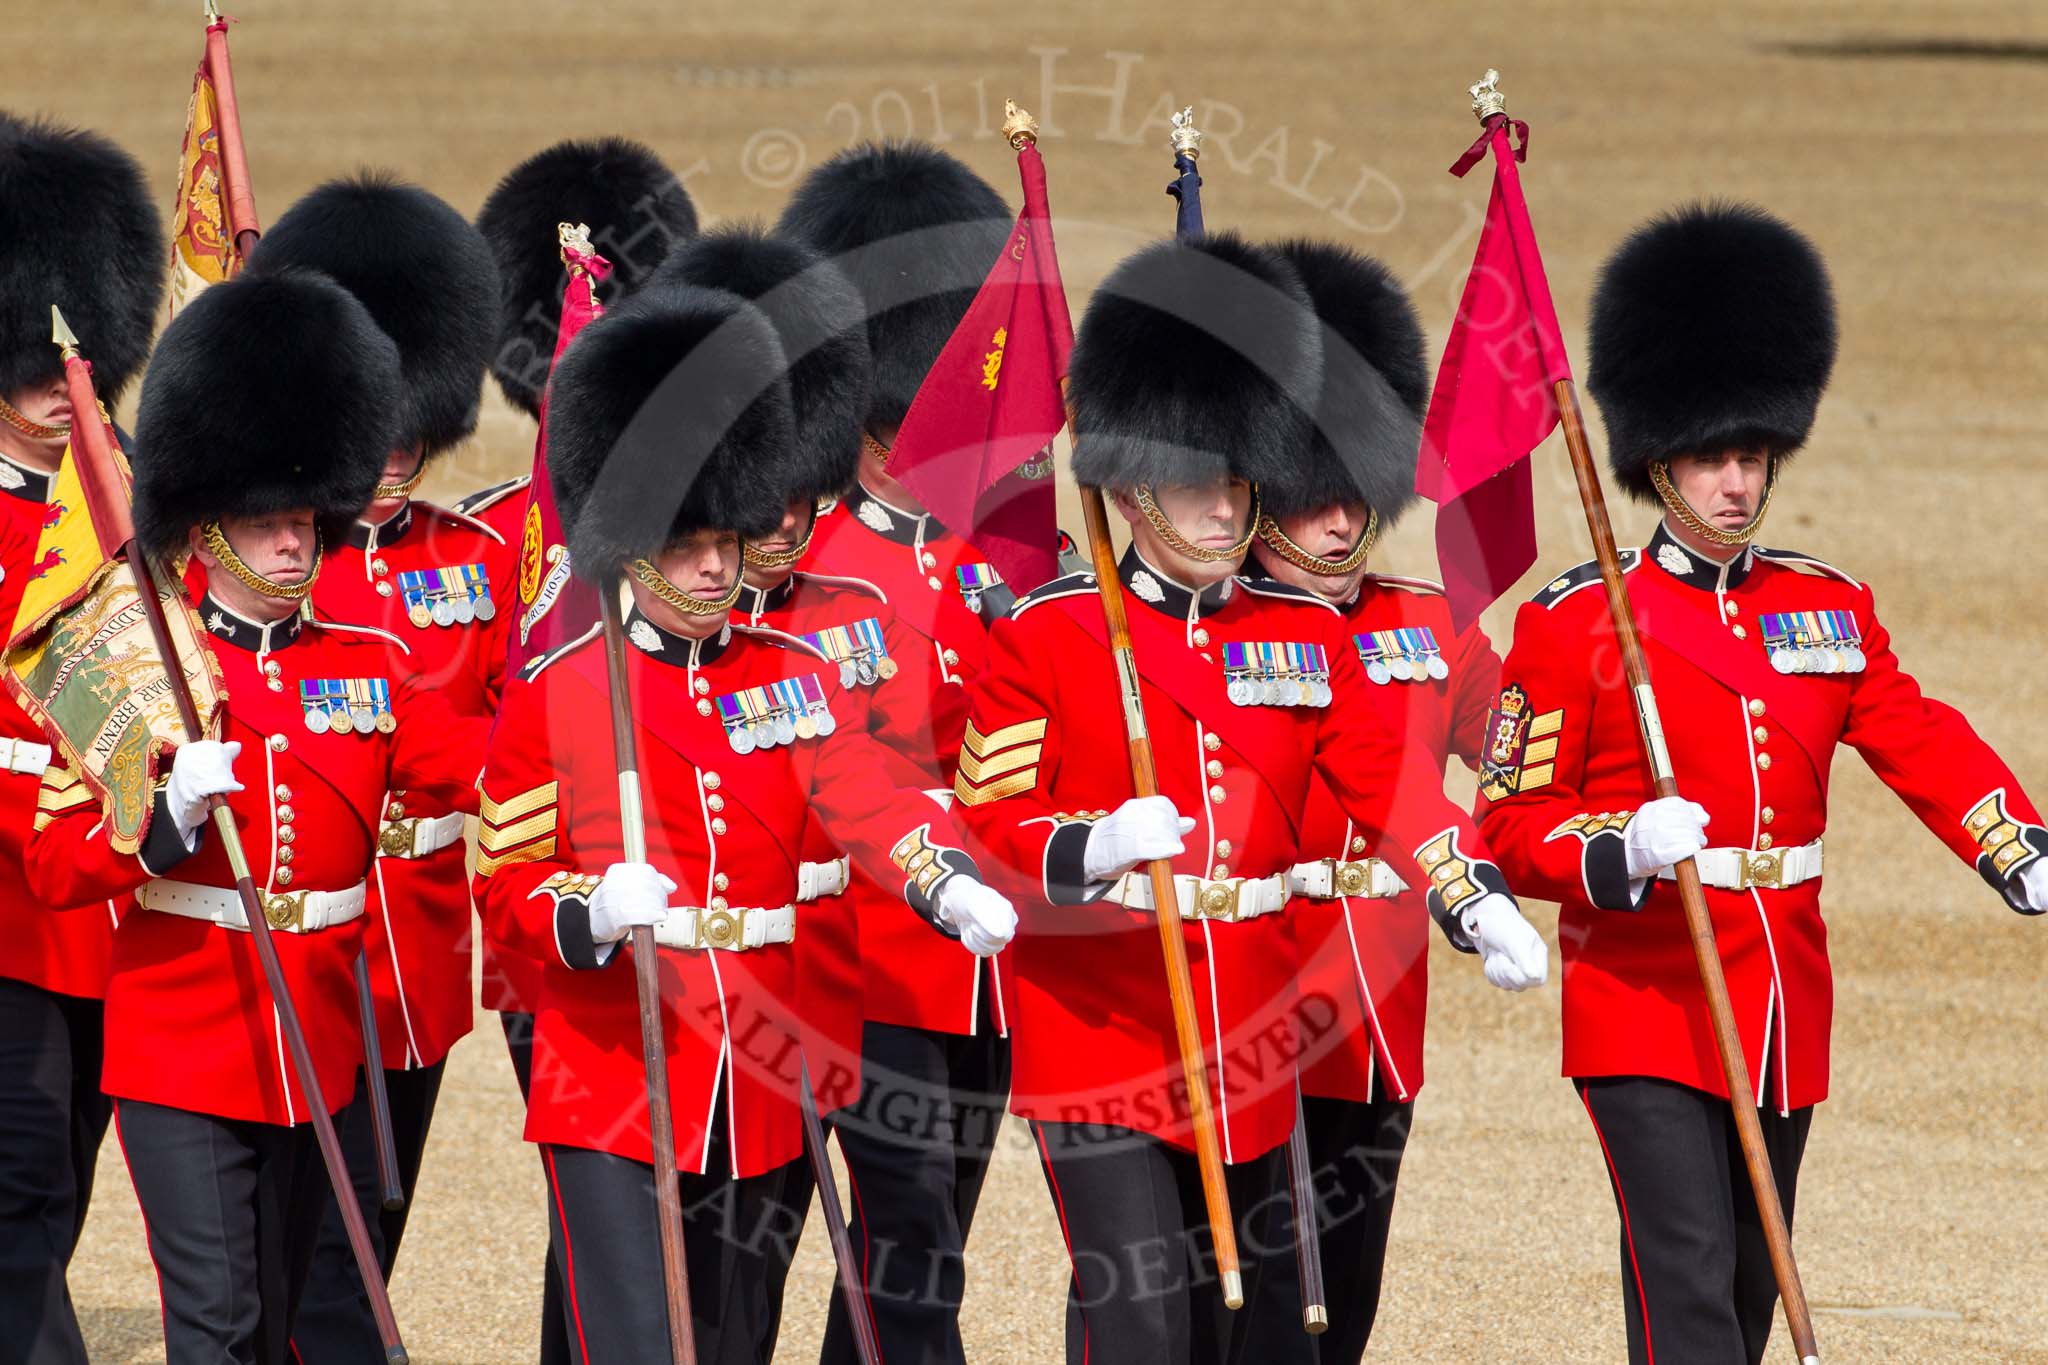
<box><xmin>1415</xmin><ymin>115</ymin><xmax>1573</xmax><ymax>631</ymax></box>
<box><xmin>885</xmin><ymin>137</ymin><xmax>1071</xmax><ymax>594</ymax></box>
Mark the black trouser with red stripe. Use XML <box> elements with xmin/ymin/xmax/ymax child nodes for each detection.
<box><xmin>819</xmin><ymin>1007</ymin><xmax>1011</xmax><ymax>1365</ymax></box>
<box><xmin>1578</xmin><ymin>1076</ymin><xmax>1814</xmax><ymax>1365</ymax></box>
<box><xmin>542</xmin><ymin>1123</ymin><xmax>806</xmax><ymax>1365</ymax></box>
<box><xmin>0</xmin><ymin>978</ymin><xmax>109</xmax><ymax>1365</ymax></box>
<box><xmin>1031</xmin><ymin>1120</ymin><xmax>1313</xmax><ymax>1365</ymax></box>
<box><xmin>115</xmin><ymin>1098</ymin><xmax>326</xmax><ymax>1365</ymax></box>
<box><xmin>291</xmin><ymin>1057</ymin><xmax>445</xmax><ymax>1363</ymax></box>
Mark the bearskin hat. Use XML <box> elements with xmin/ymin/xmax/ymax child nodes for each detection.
<box><xmin>654</xmin><ymin>224</ymin><xmax>871</xmax><ymax>503</ymax></box>
<box><xmin>1068</xmin><ymin>232</ymin><xmax>1321</xmax><ymax>493</ymax></box>
<box><xmin>249</xmin><ymin>173</ymin><xmax>497</xmax><ymax>461</ymax></box>
<box><xmin>0</xmin><ymin>112</ymin><xmax>165</xmax><ymax>402</ymax></box>
<box><xmin>1261</xmin><ymin>239</ymin><xmax>1429</xmax><ymax>524</ymax></box>
<box><xmin>545</xmin><ymin>284</ymin><xmax>796</xmax><ymax>580</ymax></box>
<box><xmin>775</xmin><ymin>140</ymin><xmax>1011</xmax><ymax>429</ymax></box>
<box><xmin>1587</xmin><ymin>202</ymin><xmax>1837</xmax><ymax>502</ymax></box>
<box><xmin>476</xmin><ymin>138</ymin><xmax>701</xmax><ymax>418</ymax></box>
<box><xmin>132</xmin><ymin>270</ymin><xmax>401</xmax><ymax>557</ymax></box>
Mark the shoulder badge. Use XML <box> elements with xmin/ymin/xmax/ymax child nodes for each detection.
<box><xmin>1477</xmin><ymin>683</ymin><xmax>1565</xmax><ymax>800</ymax></box>
<box><xmin>1009</xmin><ymin>572</ymin><xmax>1098</xmax><ymax>620</ymax></box>
<box><xmin>1532</xmin><ymin>549</ymin><xmax>1641</xmax><ymax>611</ymax></box>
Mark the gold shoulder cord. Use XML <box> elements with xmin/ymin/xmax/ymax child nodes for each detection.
<box><xmin>1255</xmin><ymin>507</ymin><xmax>1379</xmax><ymax>576</ymax></box>
<box><xmin>629</xmin><ymin>555</ymin><xmax>746</xmax><ymax>616</ymax></box>
<box><xmin>1135</xmin><ymin>484</ymin><xmax>1261</xmax><ymax>563</ymax></box>
<box><xmin>1648</xmin><ymin>457</ymin><xmax>1776</xmax><ymax>546</ymax></box>
<box><xmin>202</xmin><ymin>521</ymin><xmax>320</xmax><ymax>600</ymax></box>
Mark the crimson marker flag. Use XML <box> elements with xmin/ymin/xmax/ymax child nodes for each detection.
<box><xmin>1415</xmin><ymin>116</ymin><xmax>1573</xmax><ymax>632</ymax></box>
<box><xmin>885</xmin><ymin>139</ymin><xmax>1070</xmax><ymax>594</ymax></box>
<box><xmin>504</xmin><ymin>236</ymin><xmax>609</xmax><ymax>675</ymax></box>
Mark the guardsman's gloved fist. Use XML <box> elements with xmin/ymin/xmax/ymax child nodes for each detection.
<box><xmin>1084</xmin><ymin>796</ymin><xmax>1197</xmax><ymax>882</ymax></box>
<box><xmin>2014</xmin><ymin>860</ymin><xmax>2048</xmax><ymax>915</ymax></box>
<box><xmin>588</xmin><ymin>863</ymin><xmax>676</xmax><ymax>945</ymax></box>
<box><xmin>936</xmin><ymin>876</ymin><xmax>1018</xmax><ymax>956</ymax></box>
<box><xmin>1459</xmin><ymin>894</ymin><xmax>1549</xmax><ymax>991</ymax></box>
<box><xmin>166</xmin><ymin>740</ymin><xmax>245</xmax><ymax>849</ymax></box>
<box><xmin>1624</xmin><ymin>797</ymin><xmax>1711</xmax><ymax>880</ymax></box>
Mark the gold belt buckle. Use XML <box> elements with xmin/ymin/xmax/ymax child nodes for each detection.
<box><xmin>1739</xmin><ymin>849</ymin><xmax>1784</xmax><ymax>890</ymax></box>
<box><xmin>697</xmin><ymin>906</ymin><xmax>744</xmax><ymax>949</ymax></box>
<box><xmin>1194</xmin><ymin>879</ymin><xmax>1241</xmax><ymax>921</ymax></box>
<box><xmin>379</xmin><ymin>818</ymin><xmax>418</xmax><ymax>857</ymax></box>
<box><xmin>264</xmin><ymin>890</ymin><xmax>308</xmax><ymax>931</ymax></box>
<box><xmin>1333</xmin><ymin>859</ymin><xmax>1374</xmax><ymax>898</ymax></box>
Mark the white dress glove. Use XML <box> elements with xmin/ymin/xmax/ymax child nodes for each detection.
<box><xmin>1624</xmin><ymin>797</ymin><xmax>1711</xmax><ymax>881</ymax></box>
<box><xmin>1083</xmin><ymin>796</ymin><xmax>1197</xmax><ymax>882</ymax></box>
<box><xmin>587</xmin><ymin>863</ymin><xmax>676</xmax><ymax>946</ymax></box>
<box><xmin>166</xmin><ymin>740</ymin><xmax>244</xmax><ymax>850</ymax></box>
<box><xmin>936</xmin><ymin>875</ymin><xmax>1018</xmax><ymax>956</ymax></box>
<box><xmin>2015</xmin><ymin>859</ymin><xmax>2048</xmax><ymax>914</ymax></box>
<box><xmin>1459</xmin><ymin>893</ymin><xmax>1549</xmax><ymax>992</ymax></box>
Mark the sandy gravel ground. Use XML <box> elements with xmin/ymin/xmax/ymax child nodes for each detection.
<box><xmin>15</xmin><ymin>0</ymin><xmax>2048</xmax><ymax>1359</ymax></box>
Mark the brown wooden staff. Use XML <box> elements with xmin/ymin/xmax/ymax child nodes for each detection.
<box><xmin>1075</xmin><ymin>489</ymin><xmax>1243</xmax><ymax>1309</ymax></box>
<box><xmin>352</xmin><ymin>950</ymin><xmax>406</xmax><ymax>1211</ymax></box>
<box><xmin>799</xmin><ymin>1058</ymin><xmax>883</xmax><ymax>1365</ymax></box>
<box><xmin>1553</xmin><ymin>378</ymin><xmax>1820</xmax><ymax>1364</ymax></box>
<box><xmin>53</xmin><ymin>309</ymin><xmax>411</xmax><ymax>1363</ymax></box>
<box><xmin>597</xmin><ymin>581</ymin><xmax>698</xmax><ymax>1365</ymax></box>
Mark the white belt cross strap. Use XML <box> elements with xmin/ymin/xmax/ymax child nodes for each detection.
<box><xmin>1659</xmin><ymin>840</ymin><xmax>1823</xmax><ymax>892</ymax></box>
<box><xmin>1286</xmin><ymin>857</ymin><xmax>1410</xmax><ymax>901</ymax></box>
<box><xmin>137</xmin><ymin>878</ymin><xmax>368</xmax><ymax>934</ymax></box>
<box><xmin>378</xmin><ymin>811</ymin><xmax>466</xmax><ymax>859</ymax></box>
<box><xmin>796</xmin><ymin>857</ymin><xmax>850</xmax><ymax>902</ymax></box>
<box><xmin>0</xmin><ymin>737</ymin><xmax>53</xmax><ymax>775</ymax></box>
<box><xmin>653</xmin><ymin>903</ymin><xmax>797</xmax><ymax>952</ymax></box>
<box><xmin>1106</xmin><ymin>871</ymin><xmax>1290</xmax><ymax>922</ymax></box>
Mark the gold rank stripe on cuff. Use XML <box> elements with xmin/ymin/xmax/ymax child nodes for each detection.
<box><xmin>954</xmin><ymin>716</ymin><xmax>1049</xmax><ymax>806</ymax></box>
<box><xmin>1545</xmin><ymin>810</ymin><xmax>1636</xmax><ymax>844</ymax></box>
<box><xmin>528</xmin><ymin>871</ymin><xmax>601</xmax><ymax>904</ymax></box>
<box><xmin>1415</xmin><ymin>829</ymin><xmax>1483</xmax><ymax>913</ymax></box>
<box><xmin>477</xmin><ymin>780</ymin><xmax>560</xmax><ymax>876</ymax></box>
<box><xmin>1964</xmin><ymin>789</ymin><xmax>2040</xmax><ymax>877</ymax></box>
<box><xmin>889</xmin><ymin>824</ymin><xmax>950</xmax><ymax>896</ymax></box>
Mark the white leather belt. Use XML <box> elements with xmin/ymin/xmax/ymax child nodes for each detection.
<box><xmin>1107</xmin><ymin>871</ymin><xmax>1290</xmax><ymax>922</ymax></box>
<box><xmin>0</xmin><ymin>737</ymin><xmax>52</xmax><ymax>776</ymax></box>
<box><xmin>796</xmin><ymin>857</ymin><xmax>849</xmax><ymax>902</ymax></box>
<box><xmin>1286</xmin><ymin>857</ymin><xmax>1409</xmax><ymax>901</ymax></box>
<box><xmin>378</xmin><ymin>811</ymin><xmax>466</xmax><ymax>859</ymax></box>
<box><xmin>653</xmin><ymin>903</ymin><xmax>796</xmax><ymax>952</ymax></box>
<box><xmin>1660</xmin><ymin>840</ymin><xmax>1823</xmax><ymax>892</ymax></box>
<box><xmin>137</xmin><ymin>878</ymin><xmax>368</xmax><ymax>933</ymax></box>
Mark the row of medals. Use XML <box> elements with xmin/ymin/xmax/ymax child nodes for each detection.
<box><xmin>409</xmin><ymin>592</ymin><xmax>495</xmax><ymax>629</ymax></box>
<box><xmin>305</xmin><ymin>707</ymin><xmax>395</xmax><ymax>736</ymax></box>
<box><xmin>1365</xmin><ymin>653</ymin><xmax>1451</xmax><ymax>685</ymax></box>
<box><xmin>836</xmin><ymin>651</ymin><xmax>898</xmax><ymax>689</ymax></box>
<box><xmin>1769</xmin><ymin>643</ymin><xmax>1866</xmax><ymax>675</ymax></box>
<box><xmin>1226</xmin><ymin>671</ymin><xmax>1334</xmax><ymax>708</ymax></box>
<box><xmin>729</xmin><ymin>702</ymin><xmax>836</xmax><ymax>754</ymax></box>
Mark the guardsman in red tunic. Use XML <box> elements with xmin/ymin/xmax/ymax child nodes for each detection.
<box><xmin>241</xmin><ymin>173</ymin><xmax>506</xmax><ymax>1361</ymax></box>
<box><xmin>776</xmin><ymin>140</ymin><xmax>1029</xmax><ymax>1365</ymax></box>
<box><xmin>956</xmin><ymin>234</ymin><xmax>1547</xmax><ymax>1365</ymax></box>
<box><xmin>469</xmin><ymin>135</ymin><xmax>703</xmax><ymax>1365</ymax></box>
<box><xmin>0</xmin><ymin>112</ymin><xmax>164</xmax><ymax>1365</ymax></box>
<box><xmin>24</xmin><ymin>271</ymin><xmax>489</xmax><ymax>1365</ymax></box>
<box><xmin>1477</xmin><ymin>204</ymin><xmax>2048</xmax><ymax>1365</ymax></box>
<box><xmin>473</xmin><ymin>282</ymin><xmax>1019</xmax><ymax>1364</ymax></box>
<box><xmin>1237</xmin><ymin>240</ymin><xmax>1505</xmax><ymax>1360</ymax></box>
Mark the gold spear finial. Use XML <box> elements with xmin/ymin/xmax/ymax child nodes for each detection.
<box><xmin>1470</xmin><ymin>69</ymin><xmax>1507</xmax><ymax>122</ymax></box>
<box><xmin>51</xmin><ymin>305</ymin><xmax>80</xmax><ymax>359</ymax></box>
<box><xmin>204</xmin><ymin>0</ymin><xmax>221</xmax><ymax>22</ymax></box>
<box><xmin>1169</xmin><ymin>107</ymin><xmax>1204</xmax><ymax>160</ymax></box>
<box><xmin>1002</xmin><ymin>100</ymin><xmax>1039</xmax><ymax>151</ymax></box>
<box><xmin>558</xmin><ymin>221</ymin><xmax>594</xmax><ymax>258</ymax></box>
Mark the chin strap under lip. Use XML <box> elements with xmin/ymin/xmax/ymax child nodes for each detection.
<box><xmin>1649</xmin><ymin>456</ymin><xmax>1776</xmax><ymax>547</ymax></box>
<box><xmin>1254</xmin><ymin>506</ymin><xmax>1378</xmax><ymax>576</ymax></box>
<box><xmin>1135</xmin><ymin>484</ymin><xmax>1261</xmax><ymax>563</ymax></box>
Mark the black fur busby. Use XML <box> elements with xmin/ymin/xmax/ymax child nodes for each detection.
<box><xmin>250</xmin><ymin>173</ymin><xmax>497</xmax><ymax>460</ymax></box>
<box><xmin>1068</xmin><ymin>232</ymin><xmax>1321</xmax><ymax>493</ymax></box>
<box><xmin>132</xmin><ymin>270</ymin><xmax>401</xmax><ymax>557</ymax></box>
<box><xmin>654</xmin><ymin>224</ymin><xmax>872</xmax><ymax>502</ymax></box>
<box><xmin>545</xmin><ymin>284</ymin><xmax>796</xmax><ymax>579</ymax></box>
<box><xmin>774</xmin><ymin>141</ymin><xmax>1011</xmax><ymax>429</ymax></box>
<box><xmin>1264</xmin><ymin>239</ymin><xmax>1428</xmax><ymax>524</ymax></box>
<box><xmin>476</xmin><ymin>138</ymin><xmax>701</xmax><ymax>418</ymax></box>
<box><xmin>1587</xmin><ymin>202</ymin><xmax>1837</xmax><ymax>502</ymax></box>
<box><xmin>0</xmin><ymin>112</ymin><xmax>166</xmax><ymax>402</ymax></box>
